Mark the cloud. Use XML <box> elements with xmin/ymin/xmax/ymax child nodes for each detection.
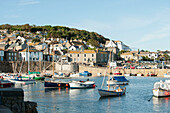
<box><xmin>19</xmin><ymin>0</ymin><xmax>40</xmax><ymax>5</ymax></box>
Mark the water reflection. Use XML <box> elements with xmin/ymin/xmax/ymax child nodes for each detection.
<box><xmin>152</xmin><ymin>96</ymin><xmax>170</xmax><ymax>112</ymax></box>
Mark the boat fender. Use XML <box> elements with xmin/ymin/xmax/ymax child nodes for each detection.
<box><xmin>66</xmin><ymin>84</ymin><xmax>68</xmax><ymax>87</ymax></box>
<box><xmin>58</xmin><ymin>84</ymin><xmax>61</xmax><ymax>87</ymax></box>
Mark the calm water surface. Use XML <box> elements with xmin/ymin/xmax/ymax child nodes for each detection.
<box><xmin>15</xmin><ymin>77</ymin><xmax>170</xmax><ymax>113</ymax></box>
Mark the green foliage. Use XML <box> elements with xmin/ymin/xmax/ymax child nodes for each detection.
<box><xmin>32</xmin><ymin>38</ymin><xmax>40</xmax><ymax>43</ymax></box>
<box><xmin>0</xmin><ymin>24</ymin><xmax>106</xmax><ymax>47</ymax></box>
<box><xmin>87</xmin><ymin>39</ymin><xmax>100</xmax><ymax>47</ymax></box>
<box><xmin>88</xmin><ymin>47</ymin><xmax>96</xmax><ymax>50</ymax></box>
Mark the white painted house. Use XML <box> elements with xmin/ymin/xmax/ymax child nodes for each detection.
<box><xmin>68</xmin><ymin>45</ymin><xmax>85</xmax><ymax>51</ymax></box>
<box><xmin>19</xmin><ymin>48</ymin><xmax>43</xmax><ymax>61</ymax></box>
<box><xmin>105</xmin><ymin>40</ymin><xmax>117</xmax><ymax>48</ymax></box>
<box><xmin>17</xmin><ymin>36</ymin><xmax>26</xmax><ymax>44</ymax></box>
<box><xmin>114</xmin><ymin>40</ymin><xmax>131</xmax><ymax>51</ymax></box>
<box><xmin>148</xmin><ymin>52</ymin><xmax>159</xmax><ymax>59</ymax></box>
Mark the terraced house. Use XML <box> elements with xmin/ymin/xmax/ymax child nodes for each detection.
<box><xmin>66</xmin><ymin>50</ymin><xmax>110</xmax><ymax>65</ymax></box>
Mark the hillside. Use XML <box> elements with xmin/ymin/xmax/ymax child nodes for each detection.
<box><xmin>0</xmin><ymin>24</ymin><xmax>108</xmax><ymax>46</ymax></box>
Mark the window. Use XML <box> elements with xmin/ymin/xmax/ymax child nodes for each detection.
<box><xmin>84</xmin><ymin>54</ymin><xmax>86</xmax><ymax>57</ymax></box>
<box><xmin>9</xmin><ymin>57</ymin><xmax>11</xmax><ymax>60</ymax></box>
<box><xmin>74</xmin><ymin>58</ymin><xmax>76</xmax><ymax>61</ymax></box>
<box><xmin>84</xmin><ymin>58</ymin><xmax>86</xmax><ymax>61</ymax></box>
<box><xmin>92</xmin><ymin>54</ymin><xmax>94</xmax><ymax>57</ymax></box>
<box><xmin>15</xmin><ymin>57</ymin><xmax>17</xmax><ymax>60</ymax></box>
<box><xmin>15</xmin><ymin>53</ymin><xmax>16</xmax><ymax>56</ymax></box>
<box><xmin>9</xmin><ymin>53</ymin><xmax>11</xmax><ymax>55</ymax></box>
<box><xmin>1</xmin><ymin>57</ymin><xmax>3</xmax><ymax>61</ymax></box>
<box><xmin>77</xmin><ymin>54</ymin><xmax>79</xmax><ymax>57</ymax></box>
<box><xmin>12</xmin><ymin>53</ymin><xmax>13</xmax><ymax>56</ymax></box>
<box><xmin>70</xmin><ymin>54</ymin><xmax>72</xmax><ymax>57</ymax></box>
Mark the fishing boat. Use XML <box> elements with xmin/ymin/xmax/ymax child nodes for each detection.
<box><xmin>0</xmin><ymin>79</ymin><xmax>14</xmax><ymax>88</ymax></box>
<box><xmin>98</xmin><ymin>52</ymin><xmax>126</xmax><ymax>97</ymax></box>
<box><xmin>164</xmin><ymin>72</ymin><xmax>170</xmax><ymax>78</ymax></box>
<box><xmin>153</xmin><ymin>80</ymin><xmax>170</xmax><ymax>97</ymax></box>
<box><xmin>69</xmin><ymin>79</ymin><xmax>96</xmax><ymax>89</ymax></box>
<box><xmin>98</xmin><ymin>85</ymin><xmax>126</xmax><ymax>97</ymax></box>
<box><xmin>44</xmin><ymin>80</ymin><xmax>70</xmax><ymax>88</ymax></box>
<box><xmin>22</xmin><ymin>73</ymin><xmax>45</xmax><ymax>80</ymax></box>
<box><xmin>8</xmin><ymin>76</ymin><xmax>36</xmax><ymax>85</ymax></box>
<box><xmin>135</xmin><ymin>73</ymin><xmax>144</xmax><ymax>76</ymax></box>
<box><xmin>44</xmin><ymin>43</ymin><xmax>70</xmax><ymax>88</ymax></box>
<box><xmin>113</xmin><ymin>71</ymin><xmax>122</xmax><ymax>75</ymax></box>
<box><xmin>107</xmin><ymin>76</ymin><xmax>129</xmax><ymax>85</ymax></box>
<box><xmin>147</xmin><ymin>72</ymin><xmax>157</xmax><ymax>77</ymax></box>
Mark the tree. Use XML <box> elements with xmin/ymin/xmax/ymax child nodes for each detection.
<box><xmin>87</xmin><ymin>39</ymin><xmax>99</xmax><ymax>47</ymax></box>
<box><xmin>32</xmin><ymin>38</ymin><xmax>40</xmax><ymax>43</ymax></box>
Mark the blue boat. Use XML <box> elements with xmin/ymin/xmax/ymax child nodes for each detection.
<box><xmin>79</xmin><ymin>71</ymin><xmax>92</xmax><ymax>77</ymax></box>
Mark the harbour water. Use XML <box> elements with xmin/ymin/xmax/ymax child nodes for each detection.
<box><xmin>15</xmin><ymin>77</ymin><xmax>170</xmax><ymax>113</ymax></box>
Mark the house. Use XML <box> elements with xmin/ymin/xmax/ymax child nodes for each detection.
<box><xmin>148</xmin><ymin>52</ymin><xmax>159</xmax><ymax>59</ymax></box>
<box><xmin>17</xmin><ymin>36</ymin><xmax>26</xmax><ymax>44</ymax></box>
<box><xmin>105</xmin><ymin>40</ymin><xmax>117</xmax><ymax>48</ymax></box>
<box><xmin>33</xmin><ymin>42</ymin><xmax>48</xmax><ymax>50</ymax></box>
<box><xmin>19</xmin><ymin>48</ymin><xmax>43</xmax><ymax>61</ymax></box>
<box><xmin>114</xmin><ymin>40</ymin><xmax>131</xmax><ymax>51</ymax></box>
<box><xmin>0</xmin><ymin>29</ymin><xmax>9</xmax><ymax>34</ymax></box>
<box><xmin>0</xmin><ymin>49</ymin><xmax>4</xmax><ymax>61</ymax></box>
<box><xmin>68</xmin><ymin>45</ymin><xmax>85</xmax><ymax>51</ymax></box>
<box><xmin>4</xmin><ymin>50</ymin><xmax>19</xmax><ymax>61</ymax></box>
<box><xmin>121</xmin><ymin>51</ymin><xmax>138</xmax><ymax>61</ymax></box>
<box><xmin>0</xmin><ymin>44</ymin><xmax>10</xmax><ymax>50</ymax></box>
<box><xmin>66</xmin><ymin>50</ymin><xmax>110</xmax><ymax>65</ymax></box>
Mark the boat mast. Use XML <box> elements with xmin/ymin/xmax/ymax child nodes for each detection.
<box><xmin>52</xmin><ymin>44</ymin><xmax>54</xmax><ymax>76</ymax></box>
<box><xmin>108</xmin><ymin>51</ymin><xmax>111</xmax><ymax>91</ymax></box>
<box><xmin>28</xmin><ymin>43</ymin><xmax>30</xmax><ymax>75</ymax></box>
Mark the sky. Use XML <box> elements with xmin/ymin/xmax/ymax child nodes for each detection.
<box><xmin>0</xmin><ymin>0</ymin><xmax>170</xmax><ymax>52</ymax></box>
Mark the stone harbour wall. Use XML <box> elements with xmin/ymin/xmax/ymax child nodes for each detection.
<box><xmin>0</xmin><ymin>88</ymin><xmax>37</xmax><ymax>113</ymax></box>
<box><xmin>79</xmin><ymin>65</ymin><xmax>170</xmax><ymax>77</ymax></box>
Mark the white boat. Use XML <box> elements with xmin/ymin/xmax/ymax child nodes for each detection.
<box><xmin>124</xmin><ymin>73</ymin><xmax>131</xmax><ymax>76</ymax></box>
<box><xmin>8</xmin><ymin>76</ymin><xmax>36</xmax><ymax>85</ymax></box>
<box><xmin>153</xmin><ymin>80</ymin><xmax>170</xmax><ymax>97</ymax></box>
<box><xmin>136</xmin><ymin>73</ymin><xmax>144</xmax><ymax>76</ymax></box>
<box><xmin>98</xmin><ymin>52</ymin><xmax>126</xmax><ymax>97</ymax></box>
<box><xmin>107</xmin><ymin>76</ymin><xmax>129</xmax><ymax>85</ymax></box>
<box><xmin>69</xmin><ymin>80</ymin><xmax>96</xmax><ymax>89</ymax></box>
<box><xmin>164</xmin><ymin>72</ymin><xmax>170</xmax><ymax>78</ymax></box>
<box><xmin>97</xmin><ymin>73</ymin><xmax>102</xmax><ymax>77</ymax></box>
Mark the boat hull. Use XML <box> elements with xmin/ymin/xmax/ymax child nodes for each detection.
<box><xmin>22</xmin><ymin>76</ymin><xmax>45</xmax><ymax>80</ymax></box>
<box><xmin>164</xmin><ymin>74</ymin><xmax>170</xmax><ymax>78</ymax></box>
<box><xmin>44</xmin><ymin>81</ymin><xmax>70</xmax><ymax>88</ymax></box>
<box><xmin>98</xmin><ymin>89</ymin><xmax>125</xmax><ymax>97</ymax></box>
<box><xmin>153</xmin><ymin>89</ymin><xmax>170</xmax><ymax>97</ymax></box>
<box><xmin>9</xmin><ymin>79</ymin><xmax>35</xmax><ymax>85</ymax></box>
<box><xmin>107</xmin><ymin>81</ymin><xmax>128</xmax><ymax>85</ymax></box>
<box><xmin>69</xmin><ymin>81</ymin><xmax>95</xmax><ymax>89</ymax></box>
